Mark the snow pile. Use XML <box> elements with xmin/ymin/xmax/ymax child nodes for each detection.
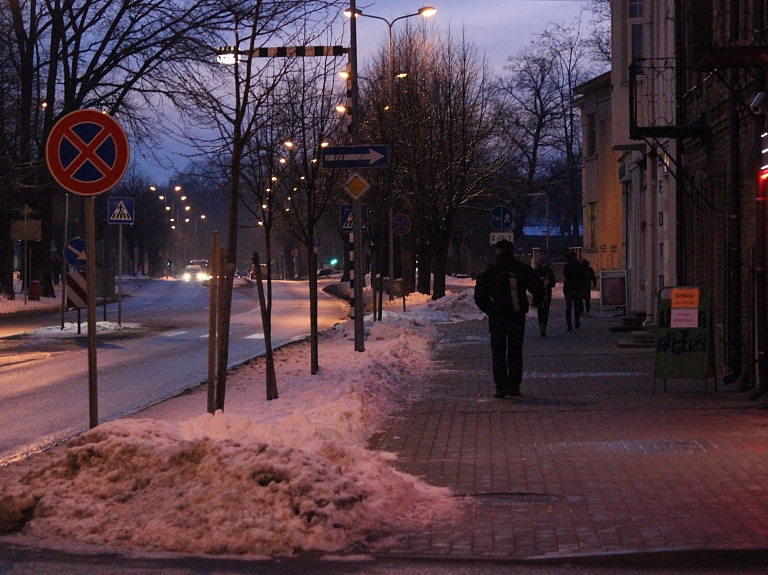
<box><xmin>0</xmin><ymin>419</ymin><xmax>452</xmax><ymax>555</ymax></box>
<box><xmin>0</xmin><ymin>294</ymin><xmax>475</xmax><ymax>557</ymax></box>
<box><xmin>424</xmin><ymin>289</ymin><xmax>485</xmax><ymax>322</ymax></box>
<box><xmin>32</xmin><ymin>322</ymin><xmax>143</xmax><ymax>338</ymax></box>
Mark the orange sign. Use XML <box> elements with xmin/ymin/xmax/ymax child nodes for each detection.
<box><xmin>344</xmin><ymin>173</ymin><xmax>370</xmax><ymax>199</ymax></box>
<box><xmin>671</xmin><ymin>287</ymin><xmax>699</xmax><ymax>309</ymax></box>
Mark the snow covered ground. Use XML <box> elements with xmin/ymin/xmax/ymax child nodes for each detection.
<box><xmin>0</xmin><ymin>280</ymin><xmax>483</xmax><ymax>558</ymax></box>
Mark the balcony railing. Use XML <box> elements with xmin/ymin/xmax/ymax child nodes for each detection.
<box><xmin>629</xmin><ymin>58</ymin><xmax>709</xmax><ymax>140</ymax></box>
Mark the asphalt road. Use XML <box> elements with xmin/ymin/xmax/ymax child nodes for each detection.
<box><xmin>0</xmin><ymin>277</ymin><xmax>349</xmax><ymax>466</ymax></box>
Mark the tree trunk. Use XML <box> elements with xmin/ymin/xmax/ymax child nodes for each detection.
<box><xmin>430</xmin><ymin>227</ymin><xmax>452</xmax><ymax>300</ymax></box>
<box><xmin>253</xmin><ymin>251</ymin><xmax>278</xmax><ymax>400</ymax></box>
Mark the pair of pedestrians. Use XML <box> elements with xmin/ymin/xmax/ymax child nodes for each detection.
<box><xmin>564</xmin><ymin>253</ymin><xmax>597</xmax><ymax>330</ymax></box>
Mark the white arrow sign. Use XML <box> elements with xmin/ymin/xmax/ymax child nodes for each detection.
<box><xmin>66</xmin><ymin>243</ymin><xmax>87</xmax><ymax>261</ymax></box>
<box><xmin>324</xmin><ymin>148</ymin><xmax>385</xmax><ymax>165</ymax></box>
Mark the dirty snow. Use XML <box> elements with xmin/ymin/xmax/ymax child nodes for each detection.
<box><xmin>0</xmin><ymin>284</ymin><xmax>479</xmax><ymax>557</ymax></box>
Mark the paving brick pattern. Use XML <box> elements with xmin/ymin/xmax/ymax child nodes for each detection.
<box><xmin>369</xmin><ymin>302</ymin><xmax>768</xmax><ymax>559</ymax></box>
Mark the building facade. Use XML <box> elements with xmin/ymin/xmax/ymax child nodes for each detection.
<box><xmin>609</xmin><ymin>0</ymin><xmax>767</xmax><ymax>389</ymax></box>
<box><xmin>572</xmin><ymin>72</ymin><xmax>624</xmax><ymax>277</ymax></box>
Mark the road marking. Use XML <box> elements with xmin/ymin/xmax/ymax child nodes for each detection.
<box><xmin>162</xmin><ymin>330</ymin><xmax>189</xmax><ymax>337</ymax></box>
<box><xmin>232</xmin><ymin>307</ymin><xmax>260</xmax><ymax>319</ymax></box>
<box><xmin>523</xmin><ymin>371</ymin><xmax>649</xmax><ymax>378</ymax></box>
<box><xmin>245</xmin><ymin>333</ymin><xmax>265</xmax><ymax>339</ymax></box>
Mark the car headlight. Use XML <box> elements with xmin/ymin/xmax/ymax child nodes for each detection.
<box><xmin>183</xmin><ymin>273</ymin><xmax>191</xmax><ymax>281</ymax></box>
<box><xmin>197</xmin><ymin>272</ymin><xmax>206</xmax><ymax>281</ymax></box>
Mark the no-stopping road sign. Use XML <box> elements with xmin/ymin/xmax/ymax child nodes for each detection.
<box><xmin>46</xmin><ymin>109</ymin><xmax>130</xmax><ymax>195</ymax></box>
<box><xmin>391</xmin><ymin>214</ymin><xmax>412</xmax><ymax>236</ymax></box>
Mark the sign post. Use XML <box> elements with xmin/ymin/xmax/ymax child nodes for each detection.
<box><xmin>391</xmin><ymin>214</ymin><xmax>411</xmax><ymax>311</ymax></box>
<box><xmin>653</xmin><ymin>286</ymin><xmax>716</xmax><ymax>393</ymax></box>
<box><xmin>108</xmin><ymin>197</ymin><xmax>134</xmax><ymax>326</ymax></box>
<box><xmin>46</xmin><ymin>109</ymin><xmax>130</xmax><ymax>428</ymax></box>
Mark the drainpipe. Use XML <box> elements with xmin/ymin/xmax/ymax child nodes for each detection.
<box><xmin>753</xmin><ymin>141</ymin><xmax>768</xmax><ymax>399</ymax></box>
<box><xmin>674</xmin><ymin>0</ymin><xmax>685</xmax><ymax>285</ymax></box>
<box><xmin>722</xmin><ymin>66</ymin><xmax>743</xmax><ymax>385</ymax></box>
<box><xmin>750</xmin><ymin>62</ymin><xmax>768</xmax><ymax>399</ymax></box>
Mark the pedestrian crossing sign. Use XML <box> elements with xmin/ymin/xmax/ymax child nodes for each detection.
<box><xmin>108</xmin><ymin>197</ymin><xmax>134</xmax><ymax>225</ymax></box>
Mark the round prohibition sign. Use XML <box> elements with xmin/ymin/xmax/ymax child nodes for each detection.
<box><xmin>391</xmin><ymin>213</ymin><xmax>412</xmax><ymax>236</ymax></box>
<box><xmin>46</xmin><ymin>109</ymin><xmax>130</xmax><ymax>195</ymax></box>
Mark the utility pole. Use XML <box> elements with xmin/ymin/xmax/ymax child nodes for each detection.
<box><xmin>349</xmin><ymin>0</ymin><xmax>365</xmax><ymax>352</ymax></box>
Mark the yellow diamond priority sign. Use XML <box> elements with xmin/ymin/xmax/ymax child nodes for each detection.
<box><xmin>344</xmin><ymin>172</ymin><xmax>370</xmax><ymax>199</ymax></box>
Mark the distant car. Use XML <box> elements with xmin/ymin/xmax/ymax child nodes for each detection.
<box><xmin>183</xmin><ymin>264</ymin><xmax>208</xmax><ymax>282</ymax></box>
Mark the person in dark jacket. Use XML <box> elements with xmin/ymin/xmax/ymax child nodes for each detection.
<box><xmin>474</xmin><ymin>240</ymin><xmax>544</xmax><ymax>398</ymax></box>
<box><xmin>534</xmin><ymin>257</ymin><xmax>556</xmax><ymax>336</ymax></box>
<box><xmin>579</xmin><ymin>258</ymin><xmax>597</xmax><ymax>314</ymax></box>
<box><xmin>563</xmin><ymin>251</ymin><xmax>584</xmax><ymax>331</ymax></box>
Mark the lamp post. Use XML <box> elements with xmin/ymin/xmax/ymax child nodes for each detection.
<box><xmin>345</xmin><ymin>6</ymin><xmax>436</xmax><ymax>301</ymax></box>
<box><xmin>195</xmin><ymin>214</ymin><xmax>206</xmax><ymax>261</ymax></box>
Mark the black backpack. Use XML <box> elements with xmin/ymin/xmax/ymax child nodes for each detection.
<box><xmin>475</xmin><ymin>258</ymin><xmax>523</xmax><ymax>315</ymax></box>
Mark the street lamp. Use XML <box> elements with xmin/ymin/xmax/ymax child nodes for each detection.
<box><xmin>344</xmin><ymin>5</ymin><xmax>437</xmax><ymax>301</ymax></box>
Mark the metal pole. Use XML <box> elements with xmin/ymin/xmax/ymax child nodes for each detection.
<box><xmin>86</xmin><ymin>196</ymin><xmax>98</xmax><ymax>428</ymax></box>
<box><xmin>102</xmin><ymin>237</ymin><xmax>107</xmax><ymax>321</ymax></box>
<box><xmin>546</xmin><ymin>193</ymin><xmax>550</xmax><ymax>256</ymax></box>
<box><xmin>207</xmin><ymin>231</ymin><xmax>219</xmax><ymax>414</ymax></box>
<box><xmin>388</xmin><ymin>25</ymin><xmax>395</xmax><ymax>302</ymax></box>
<box><xmin>118</xmin><ymin>223</ymin><xmax>123</xmax><ymax>326</ymax></box>
<box><xmin>23</xmin><ymin>207</ymin><xmax>28</xmax><ymax>304</ymax></box>
<box><xmin>61</xmin><ymin>193</ymin><xmax>68</xmax><ymax>329</ymax></box>
<box><xmin>350</xmin><ymin>0</ymin><xmax>364</xmax><ymax>352</ymax></box>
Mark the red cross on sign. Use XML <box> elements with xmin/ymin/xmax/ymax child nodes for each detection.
<box><xmin>46</xmin><ymin>109</ymin><xmax>130</xmax><ymax>195</ymax></box>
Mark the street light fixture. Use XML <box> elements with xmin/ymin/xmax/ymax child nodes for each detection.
<box><xmin>344</xmin><ymin>5</ymin><xmax>437</xmax><ymax>301</ymax></box>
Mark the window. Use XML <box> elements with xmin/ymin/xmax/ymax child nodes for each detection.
<box><xmin>586</xmin><ymin>114</ymin><xmax>596</xmax><ymax>156</ymax></box>
<box><xmin>629</xmin><ymin>0</ymin><xmax>643</xmax><ymax>19</ymax></box>
<box><xmin>588</xmin><ymin>202</ymin><xmax>598</xmax><ymax>248</ymax></box>
<box><xmin>631</xmin><ymin>23</ymin><xmax>644</xmax><ymax>61</ymax></box>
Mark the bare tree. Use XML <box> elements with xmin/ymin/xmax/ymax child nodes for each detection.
<box><xmin>386</xmin><ymin>26</ymin><xmax>507</xmax><ymax>299</ymax></box>
<box><xmin>276</xmin><ymin>62</ymin><xmax>346</xmax><ymax>373</ymax></box>
<box><xmin>1</xmin><ymin>0</ymin><xmax>237</xmax><ymax>298</ymax></box>
<box><xmin>586</xmin><ymin>0</ymin><xmax>611</xmax><ymax>65</ymax></box>
<box><xmin>496</xmin><ymin>44</ymin><xmax>562</xmax><ymax>237</ymax></box>
<box><xmin>165</xmin><ymin>0</ymin><xmax>341</xmax><ymax>405</ymax></box>
<box><xmin>539</xmin><ymin>20</ymin><xmax>595</xmax><ymax>244</ymax></box>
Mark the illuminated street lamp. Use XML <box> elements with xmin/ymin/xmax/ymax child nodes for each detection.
<box><xmin>344</xmin><ymin>5</ymin><xmax>437</xmax><ymax>301</ymax></box>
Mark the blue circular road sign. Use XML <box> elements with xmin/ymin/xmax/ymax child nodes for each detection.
<box><xmin>64</xmin><ymin>236</ymin><xmax>87</xmax><ymax>268</ymax></box>
<box><xmin>489</xmin><ymin>205</ymin><xmax>513</xmax><ymax>231</ymax></box>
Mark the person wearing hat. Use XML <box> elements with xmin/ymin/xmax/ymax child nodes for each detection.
<box><xmin>474</xmin><ymin>239</ymin><xmax>544</xmax><ymax>398</ymax></box>
<box><xmin>534</xmin><ymin>256</ymin><xmax>556</xmax><ymax>336</ymax></box>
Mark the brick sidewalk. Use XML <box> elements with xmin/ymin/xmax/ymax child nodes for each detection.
<box><xmin>370</xmin><ymin>300</ymin><xmax>768</xmax><ymax>560</ymax></box>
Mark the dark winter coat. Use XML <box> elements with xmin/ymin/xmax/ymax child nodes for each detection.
<box><xmin>579</xmin><ymin>261</ymin><xmax>597</xmax><ymax>300</ymax></box>
<box><xmin>474</xmin><ymin>253</ymin><xmax>544</xmax><ymax>330</ymax></box>
<box><xmin>535</xmin><ymin>264</ymin><xmax>556</xmax><ymax>304</ymax></box>
<box><xmin>563</xmin><ymin>257</ymin><xmax>583</xmax><ymax>294</ymax></box>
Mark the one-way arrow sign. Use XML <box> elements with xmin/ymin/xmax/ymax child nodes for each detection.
<box><xmin>322</xmin><ymin>145</ymin><xmax>389</xmax><ymax>169</ymax></box>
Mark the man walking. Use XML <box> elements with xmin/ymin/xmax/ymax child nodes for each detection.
<box><xmin>534</xmin><ymin>257</ymin><xmax>556</xmax><ymax>336</ymax></box>
<box><xmin>474</xmin><ymin>240</ymin><xmax>544</xmax><ymax>398</ymax></box>
<box><xmin>580</xmin><ymin>258</ymin><xmax>597</xmax><ymax>314</ymax></box>
<box><xmin>563</xmin><ymin>251</ymin><xmax>583</xmax><ymax>331</ymax></box>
